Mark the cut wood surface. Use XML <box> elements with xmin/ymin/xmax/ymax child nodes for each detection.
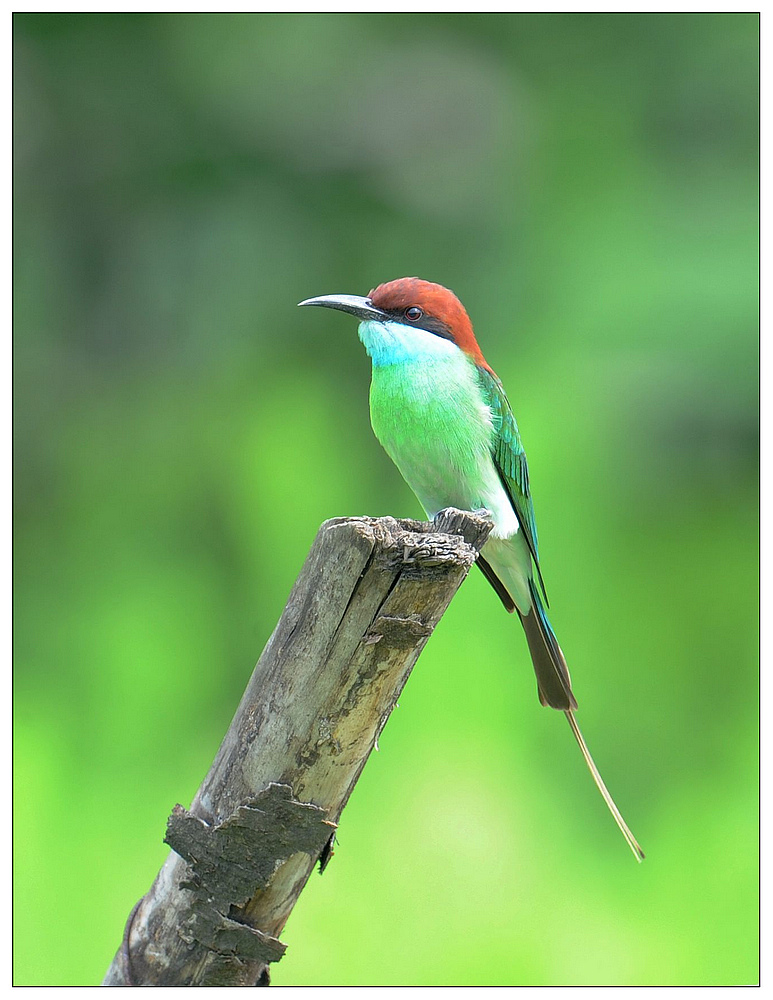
<box><xmin>102</xmin><ymin>508</ymin><xmax>492</xmax><ymax>986</ymax></box>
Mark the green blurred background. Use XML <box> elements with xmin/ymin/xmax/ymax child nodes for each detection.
<box><xmin>13</xmin><ymin>12</ymin><xmax>758</xmax><ymax>987</ymax></box>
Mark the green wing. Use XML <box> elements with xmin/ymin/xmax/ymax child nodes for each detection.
<box><xmin>477</xmin><ymin>365</ymin><xmax>548</xmax><ymax>604</ymax></box>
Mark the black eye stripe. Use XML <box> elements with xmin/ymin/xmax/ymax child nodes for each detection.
<box><xmin>418</xmin><ymin>317</ymin><xmax>455</xmax><ymax>341</ymax></box>
<box><xmin>385</xmin><ymin>309</ymin><xmax>454</xmax><ymax>341</ymax></box>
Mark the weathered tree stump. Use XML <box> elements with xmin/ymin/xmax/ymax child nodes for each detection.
<box><xmin>103</xmin><ymin>508</ymin><xmax>492</xmax><ymax>986</ymax></box>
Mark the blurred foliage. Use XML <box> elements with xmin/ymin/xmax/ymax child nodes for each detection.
<box><xmin>13</xmin><ymin>12</ymin><xmax>758</xmax><ymax>987</ymax></box>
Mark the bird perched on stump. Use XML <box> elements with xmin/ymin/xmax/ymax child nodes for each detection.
<box><xmin>299</xmin><ymin>277</ymin><xmax>644</xmax><ymax>861</ymax></box>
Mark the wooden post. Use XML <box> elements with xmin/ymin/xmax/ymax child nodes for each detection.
<box><xmin>102</xmin><ymin>508</ymin><xmax>492</xmax><ymax>986</ymax></box>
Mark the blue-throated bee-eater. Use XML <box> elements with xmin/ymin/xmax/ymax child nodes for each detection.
<box><xmin>299</xmin><ymin>277</ymin><xmax>644</xmax><ymax>861</ymax></box>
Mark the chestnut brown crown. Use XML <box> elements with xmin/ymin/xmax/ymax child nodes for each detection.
<box><xmin>368</xmin><ymin>277</ymin><xmax>490</xmax><ymax>370</ymax></box>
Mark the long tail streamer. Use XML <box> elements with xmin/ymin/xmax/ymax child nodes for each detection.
<box><xmin>565</xmin><ymin>711</ymin><xmax>645</xmax><ymax>862</ymax></box>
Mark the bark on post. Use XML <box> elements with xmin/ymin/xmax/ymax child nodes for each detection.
<box><xmin>103</xmin><ymin>508</ymin><xmax>492</xmax><ymax>986</ymax></box>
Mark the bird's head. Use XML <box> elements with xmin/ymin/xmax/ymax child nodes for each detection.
<box><xmin>298</xmin><ymin>277</ymin><xmax>491</xmax><ymax>371</ymax></box>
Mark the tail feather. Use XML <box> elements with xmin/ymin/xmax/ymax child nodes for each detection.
<box><xmin>516</xmin><ymin>578</ymin><xmax>644</xmax><ymax>860</ymax></box>
<box><xmin>518</xmin><ymin>579</ymin><xmax>577</xmax><ymax>710</ymax></box>
<box><xmin>476</xmin><ymin>550</ymin><xmax>645</xmax><ymax>860</ymax></box>
<box><xmin>565</xmin><ymin>710</ymin><xmax>645</xmax><ymax>861</ymax></box>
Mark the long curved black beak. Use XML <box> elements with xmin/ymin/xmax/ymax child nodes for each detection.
<box><xmin>297</xmin><ymin>294</ymin><xmax>389</xmax><ymax>323</ymax></box>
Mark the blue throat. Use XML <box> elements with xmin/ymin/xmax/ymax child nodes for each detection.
<box><xmin>358</xmin><ymin>319</ymin><xmax>459</xmax><ymax>368</ymax></box>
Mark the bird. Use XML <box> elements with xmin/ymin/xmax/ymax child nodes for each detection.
<box><xmin>298</xmin><ymin>277</ymin><xmax>644</xmax><ymax>861</ymax></box>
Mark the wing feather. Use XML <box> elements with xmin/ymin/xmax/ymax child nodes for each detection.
<box><xmin>476</xmin><ymin>365</ymin><xmax>549</xmax><ymax>605</ymax></box>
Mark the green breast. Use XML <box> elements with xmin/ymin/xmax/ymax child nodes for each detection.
<box><xmin>368</xmin><ymin>355</ymin><xmax>495</xmax><ymax>517</ymax></box>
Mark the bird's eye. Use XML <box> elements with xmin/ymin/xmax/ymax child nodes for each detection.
<box><xmin>405</xmin><ymin>306</ymin><xmax>423</xmax><ymax>322</ymax></box>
